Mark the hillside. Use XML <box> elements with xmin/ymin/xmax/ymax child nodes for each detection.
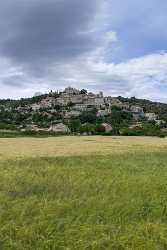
<box><xmin>0</xmin><ymin>87</ymin><xmax>167</xmax><ymax>136</ymax></box>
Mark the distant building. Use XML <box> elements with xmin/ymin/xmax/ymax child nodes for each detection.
<box><xmin>70</xmin><ymin>95</ymin><xmax>83</xmax><ymax>104</ymax></box>
<box><xmin>130</xmin><ymin>106</ymin><xmax>144</xmax><ymax>114</ymax></box>
<box><xmin>129</xmin><ymin>122</ymin><xmax>143</xmax><ymax>129</ymax></box>
<box><xmin>26</xmin><ymin>125</ymin><xmax>48</xmax><ymax>131</ymax></box>
<box><xmin>56</xmin><ymin>97</ymin><xmax>68</xmax><ymax>106</ymax></box>
<box><xmin>97</xmin><ymin>110</ymin><xmax>110</xmax><ymax>117</ymax></box>
<box><xmin>64</xmin><ymin>87</ymin><xmax>80</xmax><ymax>95</ymax></box>
<box><xmin>101</xmin><ymin>123</ymin><xmax>113</xmax><ymax>133</ymax></box>
<box><xmin>155</xmin><ymin>120</ymin><xmax>165</xmax><ymax>126</ymax></box>
<box><xmin>48</xmin><ymin>123</ymin><xmax>69</xmax><ymax>133</ymax></box>
<box><xmin>95</xmin><ymin>97</ymin><xmax>105</xmax><ymax>107</ymax></box>
<box><xmin>73</xmin><ymin>104</ymin><xmax>88</xmax><ymax>111</ymax></box>
<box><xmin>104</xmin><ymin>97</ymin><xmax>123</xmax><ymax>107</ymax></box>
<box><xmin>40</xmin><ymin>97</ymin><xmax>56</xmax><ymax>108</ymax></box>
<box><xmin>131</xmin><ymin>106</ymin><xmax>145</xmax><ymax>120</ymax></box>
<box><xmin>145</xmin><ymin>113</ymin><xmax>157</xmax><ymax>121</ymax></box>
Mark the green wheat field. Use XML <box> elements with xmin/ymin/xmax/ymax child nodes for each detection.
<box><xmin>0</xmin><ymin>136</ymin><xmax>167</xmax><ymax>249</ymax></box>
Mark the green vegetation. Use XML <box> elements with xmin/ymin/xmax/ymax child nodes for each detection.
<box><xmin>118</xmin><ymin>96</ymin><xmax>167</xmax><ymax>123</ymax></box>
<box><xmin>0</xmin><ymin>130</ymin><xmax>68</xmax><ymax>138</ymax></box>
<box><xmin>106</xmin><ymin>106</ymin><xmax>133</xmax><ymax>134</ymax></box>
<box><xmin>1</xmin><ymin>90</ymin><xmax>167</xmax><ymax>137</ymax></box>
<box><xmin>1</xmin><ymin>152</ymin><xmax>167</xmax><ymax>249</ymax></box>
<box><xmin>121</xmin><ymin>122</ymin><xmax>166</xmax><ymax>137</ymax></box>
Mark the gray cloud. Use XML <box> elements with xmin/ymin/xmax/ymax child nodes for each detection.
<box><xmin>0</xmin><ymin>0</ymin><xmax>102</xmax><ymax>70</ymax></box>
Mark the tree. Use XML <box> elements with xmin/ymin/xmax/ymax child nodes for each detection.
<box><xmin>68</xmin><ymin>119</ymin><xmax>81</xmax><ymax>133</ymax></box>
<box><xmin>80</xmin><ymin>89</ymin><xmax>87</xmax><ymax>95</ymax></box>
<box><xmin>79</xmin><ymin>110</ymin><xmax>97</xmax><ymax>123</ymax></box>
<box><xmin>106</xmin><ymin>109</ymin><xmax>133</xmax><ymax>134</ymax></box>
<box><xmin>67</xmin><ymin>102</ymin><xmax>74</xmax><ymax>107</ymax></box>
<box><xmin>80</xmin><ymin>123</ymin><xmax>96</xmax><ymax>134</ymax></box>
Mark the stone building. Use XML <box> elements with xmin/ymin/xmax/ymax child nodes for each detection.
<box><xmin>130</xmin><ymin>106</ymin><xmax>144</xmax><ymax>114</ymax></box>
<box><xmin>101</xmin><ymin>123</ymin><xmax>113</xmax><ymax>133</ymax></box>
<box><xmin>63</xmin><ymin>87</ymin><xmax>80</xmax><ymax>95</ymax></box>
<box><xmin>73</xmin><ymin>104</ymin><xmax>88</xmax><ymax>111</ymax></box>
<box><xmin>145</xmin><ymin>113</ymin><xmax>157</xmax><ymax>121</ymax></box>
<box><xmin>97</xmin><ymin>110</ymin><xmax>110</xmax><ymax>117</ymax></box>
<box><xmin>70</xmin><ymin>95</ymin><xmax>83</xmax><ymax>104</ymax></box>
<box><xmin>130</xmin><ymin>106</ymin><xmax>145</xmax><ymax>120</ymax></box>
<box><xmin>40</xmin><ymin>97</ymin><xmax>56</xmax><ymax>109</ymax></box>
<box><xmin>95</xmin><ymin>97</ymin><xmax>105</xmax><ymax>107</ymax></box>
<box><xmin>104</xmin><ymin>97</ymin><xmax>123</xmax><ymax>107</ymax></box>
<box><xmin>48</xmin><ymin>123</ymin><xmax>69</xmax><ymax>132</ymax></box>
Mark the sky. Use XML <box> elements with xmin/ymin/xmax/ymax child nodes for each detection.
<box><xmin>0</xmin><ymin>0</ymin><xmax>167</xmax><ymax>102</ymax></box>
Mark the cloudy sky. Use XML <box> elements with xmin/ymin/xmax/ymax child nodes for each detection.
<box><xmin>0</xmin><ymin>0</ymin><xmax>167</xmax><ymax>101</ymax></box>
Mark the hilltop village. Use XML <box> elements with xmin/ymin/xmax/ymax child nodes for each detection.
<box><xmin>0</xmin><ymin>87</ymin><xmax>167</xmax><ymax>136</ymax></box>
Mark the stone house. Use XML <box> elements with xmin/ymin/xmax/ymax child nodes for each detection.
<box><xmin>26</xmin><ymin>125</ymin><xmax>48</xmax><ymax>131</ymax></box>
<box><xmin>56</xmin><ymin>97</ymin><xmax>69</xmax><ymax>106</ymax></box>
<box><xmin>130</xmin><ymin>106</ymin><xmax>144</xmax><ymax>114</ymax></box>
<box><xmin>40</xmin><ymin>97</ymin><xmax>56</xmax><ymax>109</ymax></box>
<box><xmin>101</xmin><ymin>123</ymin><xmax>113</xmax><ymax>133</ymax></box>
<box><xmin>95</xmin><ymin>97</ymin><xmax>105</xmax><ymax>107</ymax></box>
<box><xmin>48</xmin><ymin>123</ymin><xmax>69</xmax><ymax>132</ymax></box>
<box><xmin>73</xmin><ymin>104</ymin><xmax>88</xmax><ymax>111</ymax></box>
<box><xmin>97</xmin><ymin>110</ymin><xmax>110</xmax><ymax>117</ymax></box>
<box><xmin>145</xmin><ymin>113</ymin><xmax>157</xmax><ymax>121</ymax></box>
<box><xmin>83</xmin><ymin>94</ymin><xmax>96</xmax><ymax>106</ymax></box>
<box><xmin>133</xmin><ymin>113</ymin><xmax>143</xmax><ymax>121</ymax></box>
<box><xmin>63</xmin><ymin>87</ymin><xmax>80</xmax><ymax>95</ymax></box>
<box><xmin>155</xmin><ymin>120</ymin><xmax>165</xmax><ymax>126</ymax></box>
<box><xmin>129</xmin><ymin>122</ymin><xmax>143</xmax><ymax>129</ymax></box>
<box><xmin>104</xmin><ymin>97</ymin><xmax>123</xmax><ymax>107</ymax></box>
<box><xmin>70</xmin><ymin>95</ymin><xmax>83</xmax><ymax>104</ymax></box>
<box><xmin>131</xmin><ymin>106</ymin><xmax>145</xmax><ymax>120</ymax></box>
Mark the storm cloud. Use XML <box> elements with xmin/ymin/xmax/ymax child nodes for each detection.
<box><xmin>0</xmin><ymin>0</ymin><xmax>102</xmax><ymax>68</ymax></box>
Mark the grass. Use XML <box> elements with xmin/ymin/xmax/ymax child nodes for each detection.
<box><xmin>0</xmin><ymin>136</ymin><xmax>167</xmax><ymax>160</ymax></box>
<box><xmin>0</xmin><ymin>147</ymin><xmax>167</xmax><ymax>249</ymax></box>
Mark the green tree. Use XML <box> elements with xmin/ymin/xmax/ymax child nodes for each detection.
<box><xmin>68</xmin><ymin>119</ymin><xmax>81</xmax><ymax>133</ymax></box>
<box><xmin>79</xmin><ymin>110</ymin><xmax>97</xmax><ymax>124</ymax></box>
<box><xmin>80</xmin><ymin>89</ymin><xmax>87</xmax><ymax>95</ymax></box>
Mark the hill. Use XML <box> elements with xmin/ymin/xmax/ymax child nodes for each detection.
<box><xmin>0</xmin><ymin>87</ymin><xmax>167</xmax><ymax>137</ymax></box>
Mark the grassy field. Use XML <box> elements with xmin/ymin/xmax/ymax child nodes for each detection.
<box><xmin>0</xmin><ymin>136</ymin><xmax>167</xmax><ymax>249</ymax></box>
<box><xmin>0</xmin><ymin>136</ymin><xmax>167</xmax><ymax>159</ymax></box>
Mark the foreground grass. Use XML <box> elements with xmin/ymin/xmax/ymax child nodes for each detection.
<box><xmin>0</xmin><ymin>152</ymin><xmax>167</xmax><ymax>249</ymax></box>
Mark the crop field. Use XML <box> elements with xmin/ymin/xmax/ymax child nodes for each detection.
<box><xmin>0</xmin><ymin>136</ymin><xmax>167</xmax><ymax>249</ymax></box>
<box><xmin>0</xmin><ymin>136</ymin><xmax>167</xmax><ymax>160</ymax></box>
